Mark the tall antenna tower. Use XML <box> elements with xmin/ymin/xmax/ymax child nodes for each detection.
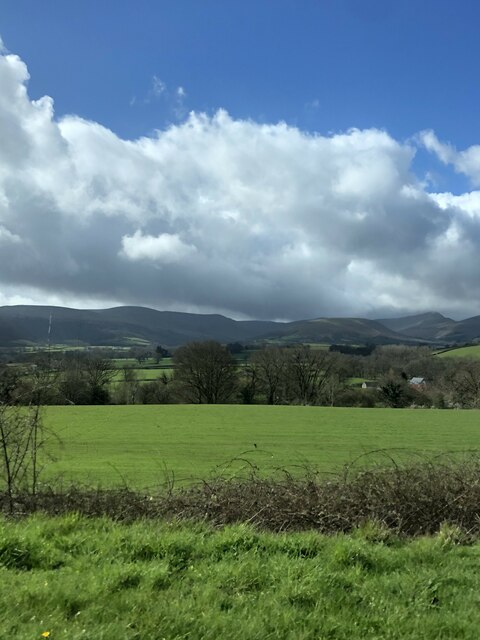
<box><xmin>47</xmin><ymin>312</ymin><xmax>53</xmax><ymax>370</ymax></box>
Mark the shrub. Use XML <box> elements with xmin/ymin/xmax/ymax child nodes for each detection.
<box><xmin>4</xmin><ymin>454</ymin><xmax>480</xmax><ymax>538</ymax></box>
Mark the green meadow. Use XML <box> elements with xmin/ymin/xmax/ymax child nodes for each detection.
<box><xmin>44</xmin><ymin>405</ymin><xmax>480</xmax><ymax>488</ymax></box>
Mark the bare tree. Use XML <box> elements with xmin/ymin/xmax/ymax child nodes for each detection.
<box><xmin>322</xmin><ymin>372</ymin><xmax>346</xmax><ymax>407</ymax></box>
<box><xmin>116</xmin><ymin>366</ymin><xmax>140</xmax><ymax>404</ymax></box>
<box><xmin>0</xmin><ymin>395</ymin><xmax>47</xmax><ymax>513</ymax></box>
<box><xmin>0</xmin><ymin>366</ymin><xmax>21</xmax><ymax>404</ymax></box>
<box><xmin>173</xmin><ymin>341</ymin><xmax>238</xmax><ymax>403</ymax></box>
<box><xmin>285</xmin><ymin>346</ymin><xmax>335</xmax><ymax>405</ymax></box>
<box><xmin>59</xmin><ymin>354</ymin><xmax>115</xmax><ymax>404</ymax></box>
<box><xmin>83</xmin><ymin>356</ymin><xmax>116</xmax><ymax>404</ymax></box>
<box><xmin>446</xmin><ymin>360</ymin><xmax>480</xmax><ymax>408</ymax></box>
<box><xmin>239</xmin><ymin>362</ymin><xmax>258</xmax><ymax>404</ymax></box>
<box><xmin>251</xmin><ymin>347</ymin><xmax>287</xmax><ymax>404</ymax></box>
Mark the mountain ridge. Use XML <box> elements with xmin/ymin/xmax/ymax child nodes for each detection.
<box><xmin>0</xmin><ymin>305</ymin><xmax>479</xmax><ymax>347</ymax></box>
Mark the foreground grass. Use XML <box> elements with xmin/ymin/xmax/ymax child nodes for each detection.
<box><xmin>1</xmin><ymin>515</ymin><xmax>479</xmax><ymax>640</ymax></box>
<box><xmin>45</xmin><ymin>405</ymin><xmax>480</xmax><ymax>488</ymax></box>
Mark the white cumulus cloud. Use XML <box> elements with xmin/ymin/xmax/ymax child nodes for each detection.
<box><xmin>420</xmin><ymin>129</ymin><xmax>480</xmax><ymax>187</ymax></box>
<box><xmin>121</xmin><ymin>231</ymin><xmax>196</xmax><ymax>263</ymax></box>
<box><xmin>1</xmin><ymin>43</ymin><xmax>480</xmax><ymax>319</ymax></box>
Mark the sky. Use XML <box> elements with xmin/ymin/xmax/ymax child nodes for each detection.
<box><xmin>1</xmin><ymin>0</ymin><xmax>480</xmax><ymax>320</ymax></box>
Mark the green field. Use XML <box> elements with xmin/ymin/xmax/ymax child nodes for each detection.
<box><xmin>346</xmin><ymin>377</ymin><xmax>368</xmax><ymax>386</ymax></box>
<box><xmin>44</xmin><ymin>405</ymin><xmax>480</xmax><ymax>488</ymax></box>
<box><xmin>111</xmin><ymin>357</ymin><xmax>173</xmax><ymax>367</ymax></box>
<box><xmin>1</xmin><ymin>515</ymin><xmax>480</xmax><ymax>640</ymax></box>
<box><xmin>436</xmin><ymin>344</ymin><xmax>480</xmax><ymax>359</ymax></box>
<box><xmin>111</xmin><ymin>367</ymin><xmax>173</xmax><ymax>383</ymax></box>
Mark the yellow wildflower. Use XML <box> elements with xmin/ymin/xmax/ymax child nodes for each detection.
<box><xmin>41</xmin><ymin>632</ymin><xmax>50</xmax><ymax>638</ymax></box>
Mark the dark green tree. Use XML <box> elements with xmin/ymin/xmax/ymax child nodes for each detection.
<box><xmin>378</xmin><ymin>372</ymin><xmax>410</xmax><ymax>408</ymax></box>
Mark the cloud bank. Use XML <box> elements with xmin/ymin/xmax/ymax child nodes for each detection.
<box><xmin>1</xmin><ymin>46</ymin><xmax>480</xmax><ymax>320</ymax></box>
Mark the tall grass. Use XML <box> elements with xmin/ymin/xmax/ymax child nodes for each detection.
<box><xmin>0</xmin><ymin>514</ymin><xmax>480</xmax><ymax>639</ymax></box>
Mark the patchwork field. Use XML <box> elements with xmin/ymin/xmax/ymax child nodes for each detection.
<box><xmin>2</xmin><ymin>515</ymin><xmax>480</xmax><ymax>640</ymax></box>
<box><xmin>43</xmin><ymin>405</ymin><xmax>480</xmax><ymax>488</ymax></box>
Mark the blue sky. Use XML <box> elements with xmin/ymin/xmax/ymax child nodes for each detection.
<box><xmin>2</xmin><ymin>0</ymin><xmax>479</xmax><ymax>145</ymax></box>
<box><xmin>1</xmin><ymin>1</ymin><xmax>480</xmax><ymax>318</ymax></box>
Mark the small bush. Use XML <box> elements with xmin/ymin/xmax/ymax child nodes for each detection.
<box><xmin>335</xmin><ymin>388</ymin><xmax>377</xmax><ymax>407</ymax></box>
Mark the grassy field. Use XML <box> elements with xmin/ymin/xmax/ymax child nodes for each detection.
<box><xmin>111</xmin><ymin>357</ymin><xmax>173</xmax><ymax>367</ymax></box>
<box><xmin>436</xmin><ymin>344</ymin><xmax>480</xmax><ymax>359</ymax></box>
<box><xmin>1</xmin><ymin>515</ymin><xmax>480</xmax><ymax>639</ymax></box>
<box><xmin>111</xmin><ymin>367</ymin><xmax>173</xmax><ymax>383</ymax></box>
<box><xmin>43</xmin><ymin>405</ymin><xmax>480</xmax><ymax>488</ymax></box>
<box><xmin>346</xmin><ymin>377</ymin><xmax>369</xmax><ymax>386</ymax></box>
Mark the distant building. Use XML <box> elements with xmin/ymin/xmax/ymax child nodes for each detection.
<box><xmin>409</xmin><ymin>377</ymin><xmax>426</xmax><ymax>389</ymax></box>
<box><xmin>361</xmin><ymin>381</ymin><xmax>378</xmax><ymax>390</ymax></box>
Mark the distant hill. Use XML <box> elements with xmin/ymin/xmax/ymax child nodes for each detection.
<box><xmin>377</xmin><ymin>312</ymin><xmax>480</xmax><ymax>344</ymax></box>
<box><xmin>255</xmin><ymin>317</ymin><xmax>414</xmax><ymax>345</ymax></box>
<box><xmin>0</xmin><ymin>305</ymin><xmax>479</xmax><ymax>348</ymax></box>
<box><xmin>376</xmin><ymin>312</ymin><xmax>457</xmax><ymax>341</ymax></box>
<box><xmin>438</xmin><ymin>315</ymin><xmax>480</xmax><ymax>343</ymax></box>
<box><xmin>0</xmin><ymin>305</ymin><xmax>280</xmax><ymax>347</ymax></box>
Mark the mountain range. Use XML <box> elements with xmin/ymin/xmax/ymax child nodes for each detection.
<box><xmin>0</xmin><ymin>306</ymin><xmax>479</xmax><ymax>348</ymax></box>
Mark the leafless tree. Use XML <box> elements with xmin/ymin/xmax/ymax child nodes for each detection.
<box><xmin>239</xmin><ymin>362</ymin><xmax>258</xmax><ymax>404</ymax></box>
<box><xmin>59</xmin><ymin>354</ymin><xmax>115</xmax><ymax>404</ymax></box>
<box><xmin>83</xmin><ymin>356</ymin><xmax>116</xmax><ymax>402</ymax></box>
<box><xmin>173</xmin><ymin>341</ymin><xmax>238</xmax><ymax>403</ymax></box>
<box><xmin>251</xmin><ymin>347</ymin><xmax>287</xmax><ymax>404</ymax></box>
<box><xmin>447</xmin><ymin>360</ymin><xmax>480</xmax><ymax>408</ymax></box>
<box><xmin>322</xmin><ymin>372</ymin><xmax>346</xmax><ymax>406</ymax></box>
<box><xmin>0</xmin><ymin>388</ymin><xmax>48</xmax><ymax>513</ymax></box>
<box><xmin>285</xmin><ymin>346</ymin><xmax>335</xmax><ymax>404</ymax></box>
<box><xmin>117</xmin><ymin>365</ymin><xmax>140</xmax><ymax>404</ymax></box>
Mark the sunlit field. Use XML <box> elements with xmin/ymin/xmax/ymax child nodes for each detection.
<box><xmin>436</xmin><ymin>345</ymin><xmax>480</xmax><ymax>359</ymax></box>
<box><xmin>44</xmin><ymin>405</ymin><xmax>480</xmax><ymax>488</ymax></box>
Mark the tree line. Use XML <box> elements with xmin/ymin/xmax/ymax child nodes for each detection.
<box><xmin>1</xmin><ymin>341</ymin><xmax>480</xmax><ymax>408</ymax></box>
